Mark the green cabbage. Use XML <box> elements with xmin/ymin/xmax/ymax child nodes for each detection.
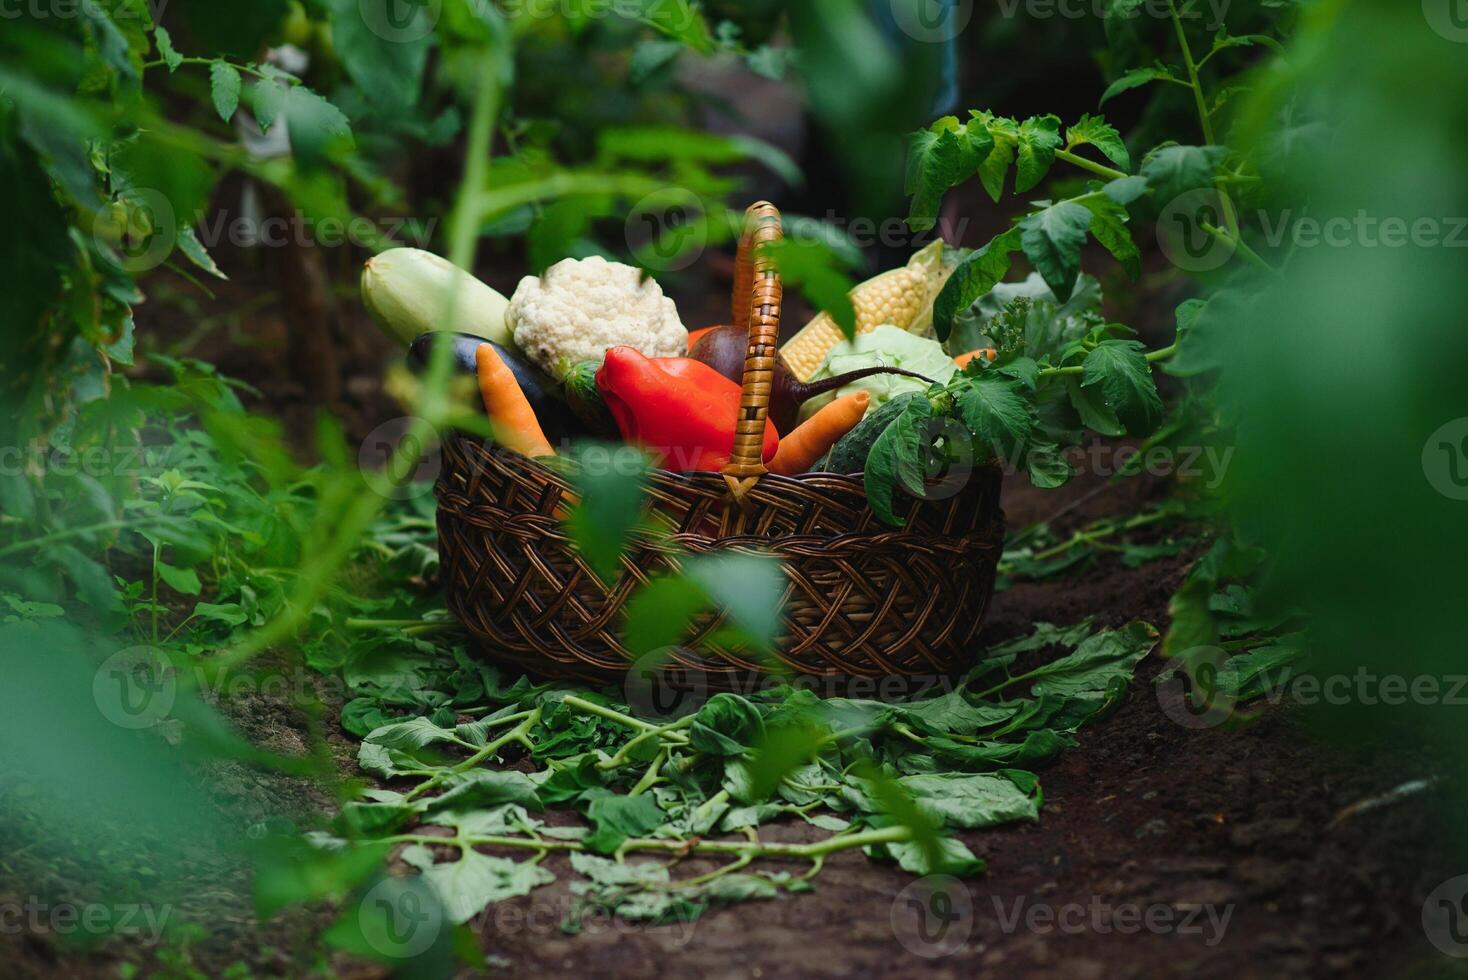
<box><xmin>803</xmin><ymin>325</ymin><xmax>957</xmax><ymax>419</ymax></box>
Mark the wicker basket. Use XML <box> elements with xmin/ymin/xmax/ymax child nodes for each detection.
<box><xmin>435</xmin><ymin>202</ymin><xmax>1005</xmax><ymax>686</ymax></box>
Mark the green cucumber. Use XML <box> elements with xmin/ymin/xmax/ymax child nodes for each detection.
<box><xmin>817</xmin><ymin>393</ymin><xmax>922</xmax><ymax>474</ymax></box>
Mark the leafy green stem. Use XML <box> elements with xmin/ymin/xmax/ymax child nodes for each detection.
<box><xmin>1164</xmin><ymin>0</ymin><xmax>1241</xmax><ymax>240</ymax></box>
<box><xmin>385</xmin><ymin>824</ymin><xmax>911</xmax><ymax>862</ymax></box>
<box><xmin>402</xmin><ymin>707</ymin><xmax>542</xmax><ymax>803</ymax></box>
<box><xmin>1055</xmin><ymin>148</ymin><xmax>1128</xmax><ymax>182</ymax></box>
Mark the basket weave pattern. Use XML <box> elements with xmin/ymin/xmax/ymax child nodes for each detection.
<box><xmin>435</xmin><ymin>202</ymin><xmax>1005</xmax><ymax>685</ymax></box>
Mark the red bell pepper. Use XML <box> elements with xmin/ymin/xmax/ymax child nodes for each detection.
<box><xmin>595</xmin><ymin>347</ymin><xmax>779</xmax><ymax>472</ymax></box>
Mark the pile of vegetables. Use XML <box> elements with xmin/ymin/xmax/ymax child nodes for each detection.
<box><xmin>362</xmin><ymin>233</ymin><xmax>1161</xmax><ymax>527</ymax></box>
<box><xmin>362</xmin><ymin>248</ymin><xmax>948</xmax><ymax>485</ymax></box>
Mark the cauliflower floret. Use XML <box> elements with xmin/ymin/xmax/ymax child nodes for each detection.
<box><xmin>507</xmin><ymin>255</ymin><xmax>688</xmax><ymax>379</ymax></box>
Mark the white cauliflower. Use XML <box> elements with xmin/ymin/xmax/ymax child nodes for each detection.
<box><xmin>507</xmin><ymin>255</ymin><xmax>688</xmax><ymax>379</ymax></box>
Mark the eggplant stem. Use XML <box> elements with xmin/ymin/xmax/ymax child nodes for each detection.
<box><xmin>792</xmin><ymin>366</ymin><xmax>937</xmax><ymax>400</ymax></box>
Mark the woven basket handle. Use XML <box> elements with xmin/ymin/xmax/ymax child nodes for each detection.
<box><xmin>722</xmin><ymin>201</ymin><xmax>783</xmax><ymax>502</ymax></box>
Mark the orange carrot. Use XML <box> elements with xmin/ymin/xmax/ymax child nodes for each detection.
<box><xmin>475</xmin><ymin>344</ymin><xmax>555</xmax><ymax>458</ymax></box>
<box><xmin>769</xmin><ymin>391</ymin><xmax>871</xmax><ymax>475</ymax></box>
<box><xmin>954</xmin><ymin>347</ymin><xmax>997</xmax><ymax>369</ymax></box>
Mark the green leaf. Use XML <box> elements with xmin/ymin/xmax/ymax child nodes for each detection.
<box><xmin>177</xmin><ymin>228</ymin><xmax>228</xmax><ymax>280</ymax></box>
<box><xmin>155</xmin><ymin>26</ymin><xmax>183</xmax><ymax>72</ymax></box>
<box><xmin>639</xmin><ymin>0</ymin><xmax>716</xmax><ymax>53</ymax></box>
<box><xmin>157</xmin><ymin>561</ymin><xmax>201</xmax><ymax>596</ymax></box>
<box><xmin>629</xmin><ymin>39</ymin><xmax>683</xmax><ymax>82</ymax></box>
<box><xmin>402</xmin><ymin>846</ymin><xmax>553</xmax><ymax>924</ymax></box>
<box><xmin>565</xmin><ymin>451</ymin><xmax>650</xmax><ymax>581</ymax></box>
<box><xmin>252</xmin><ymin>79</ymin><xmax>288</xmax><ymax>133</ymax></box>
<box><xmin>209</xmin><ymin>61</ymin><xmax>242</xmax><ymax>124</ymax></box>
<box><xmin>324</xmin><ymin>0</ymin><xmax>430</xmax><ymax>113</ymax></box>
<box><xmin>1080</xmin><ymin>340</ymin><xmax>1163</xmax><ymax>435</ymax></box>
<box><xmin>1019</xmin><ymin>201</ymin><xmax>1092</xmax><ymax>303</ymax></box>
<box><xmin>690</xmin><ymin>694</ymin><xmax>766</xmax><ymax>756</ymax></box>
<box><xmin>758</xmin><ymin>239</ymin><xmax>857</xmax><ymax>338</ymax></box>
<box><xmin>955</xmin><ymin>375</ymin><xmax>1034</xmax><ymax>462</ymax></box>
<box><xmin>970</xmin><ymin>112</ymin><xmax>1019</xmax><ymax>202</ymax></box>
<box><xmin>365</xmin><ymin>716</ymin><xmax>457</xmax><ymax>751</ymax></box>
<box><xmin>1065</xmin><ymin>113</ymin><xmax>1131</xmax><ymax>171</ymax></box>
<box><xmin>1014</xmin><ymin>115</ymin><xmax>1062</xmax><ymax>193</ymax></box>
<box><xmin>623</xmin><ymin>576</ymin><xmax>709</xmax><ymax>657</ymax></box>
<box><xmin>1100</xmin><ymin>65</ymin><xmax>1180</xmax><ymax>105</ymax></box>
<box><xmin>873</xmin><ymin>836</ymin><xmax>986</xmax><ymax>877</ymax></box>
<box><xmin>583</xmin><ymin>792</ymin><xmax>665</xmax><ymax>854</ymax></box>
<box><xmin>905</xmin><ymin>116</ymin><xmax>993</xmax><ymax>232</ymax></box>
<box><xmin>899</xmin><ymin>772</ymin><xmax>1041</xmax><ymax>829</ymax></box>
<box><xmin>1081</xmin><ymin>195</ymin><xmax>1140</xmax><ymax>279</ymax></box>
<box><xmin>423</xmin><ymin>771</ymin><xmax>543</xmax><ymax>814</ymax></box>
<box><xmin>863</xmin><ymin>396</ymin><xmax>934</xmax><ymax>527</ymax></box>
<box><xmin>932</xmin><ymin>226</ymin><xmax>1023</xmax><ymax>341</ymax></box>
<box><xmin>1140</xmin><ymin>144</ymin><xmax>1226</xmax><ymax>202</ymax></box>
<box><xmin>1064</xmin><ymin>376</ymin><xmax>1125</xmax><ymax>437</ymax></box>
<box><xmin>285</xmin><ymin>86</ymin><xmax>353</xmax><ymax>169</ymax></box>
<box><xmin>685</xmin><ymin>554</ymin><xmax>785</xmax><ymax>651</ymax></box>
<box><xmin>1103</xmin><ymin>174</ymin><xmax>1149</xmax><ymax>205</ymax></box>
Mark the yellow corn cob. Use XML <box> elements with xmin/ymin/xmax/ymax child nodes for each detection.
<box><xmin>779</xmin><ymin>240</ymin><xmax>955</xmax><ymax>381</ymax></box>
